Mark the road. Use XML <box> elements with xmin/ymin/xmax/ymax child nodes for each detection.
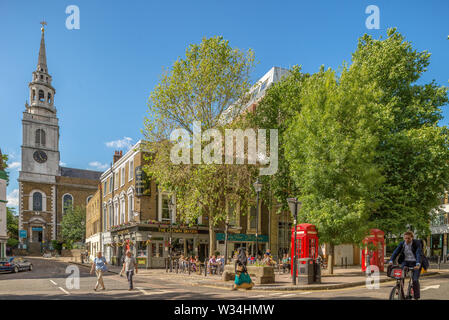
<box><xmin>0</xmin><ymin>257</ymin><xmax>448</xmax><ymax>300</ymax></box>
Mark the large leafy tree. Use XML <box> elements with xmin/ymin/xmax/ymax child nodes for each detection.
<box><xmin>143</xmin><ymin>36</ymin><xmax>257</xmax><ymax>256</ymax></box>
<box><xmin>284</xmin><ymin>67</ymin><xmax>384</xmax><ymax>273</ymax></box>
<box><xmin>347</xmin><ymin>29</ymin><xmax>449</xmax><ymax>237</ymax></box>
<box><xmin>6</xmin><ymin>207</ymin><xmax>18</xmax><ymax>247</ymax></box>
<box><xmin>61</xmin><ymin>206</ymin><xmax>86</xmax><ymax>243</ymax></box>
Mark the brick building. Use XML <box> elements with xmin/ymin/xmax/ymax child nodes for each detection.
<box><xmin>17</xmin><ymin>24</ymin><xmax>102</xmax><ymax>254</ymax></box>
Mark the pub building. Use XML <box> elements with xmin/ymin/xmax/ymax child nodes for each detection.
<box><xmin>98</xmin><ymin>140</ymin><xmax>210</xmax><ymax>268</ymax></box>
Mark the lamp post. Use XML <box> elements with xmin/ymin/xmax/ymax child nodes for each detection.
<box><xmin>287</xmin><ymin>197</ymin><xmax>302</xmax><ymax>285</ymax></box>
<box><xmin>168</xmin><ymin>199</ymin><xmax>174</xmax><ymax>272</ymax></box>
<box><xmin>224</xmin><ymin>215</ymin><xmax>230</xmax><ymax>265</ymax></box>
<box><xmin>253</xmin><ymin>178</ymin><xmax>263</xmax><ymax>259</ymax></box>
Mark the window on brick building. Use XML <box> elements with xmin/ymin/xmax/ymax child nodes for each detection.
<box><xmin>33</xmin><ymin>192</ymin><xmax>43</xmax><ymax>211</ymax></box>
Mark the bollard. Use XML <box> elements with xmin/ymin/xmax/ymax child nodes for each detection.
<box><xmin>165</xmin><ymin>258</ymin><xmax>168</xmax><ymax>273</ymax></box>
<box><xmin>438</xmin><ymin>256</ymin><xmax>441</xmax><ymax>270</ymax></box>
<box><xmin>345</xmin><ymin>257</ymin><xmax>348</xmax><ymax>269</ymax></box>
<box><xmin>170</xmin><ymin>257</ymin><xmax>173</xmax><ymax>272</ymax></box>
<box><xmin>341</xmin><ymin>257</ymin><xmax>343</xmax><ymax>267</ymax></box>
<box><xmin>176</xmin><ymin>260</ymin><xmax>179</xmax><ymax>273</ymax></box>
<box><xmin>188</xmin><ymin>261</ymin><xmax>191</xmax><ymax>275</ymax></box>
<box><xmin>204</xmin><ymin>258</ymin><xmax>207</xmax><ymax>277</ymax></box>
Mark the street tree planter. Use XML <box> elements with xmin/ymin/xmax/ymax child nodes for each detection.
<box><xmin>222</xmin><ymin>264</ymin><xmax>275</xmax><ymax>284</ymax></box>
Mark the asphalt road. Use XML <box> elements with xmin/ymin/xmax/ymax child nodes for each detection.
<box><xmin>0</xmin><ymin>257</ymin><xmax>448</xmax><ymax>300</ymax></box>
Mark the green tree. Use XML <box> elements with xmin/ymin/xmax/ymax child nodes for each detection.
<box><xmin>143</xmin><ymin>36</ymin><xmax>257</xmax><ymax>255</ymax></box>
<box><xmin>6</xmin><ymin>207</ymin><xmax>18</xmax><ymax>239</ymax></box>
<box><xmin>284</xmin><ymin>67</ymin><xmax>384</xmax><ymax>273</ymax></box>
<box><xmin>347</xmin><ymin>29</ymin><xmax>449</xmax><ymax>237</ymax></box>
<box><xmin>61</xmin><ymin>205</ymin><xmax>86</xmax><ymax>242</ymax></box>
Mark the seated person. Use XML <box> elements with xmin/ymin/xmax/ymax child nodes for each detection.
<box><xmin>232</xmin><ymin>248</ymin><xmax>254</xmax><ymax>290</ymax></box>
<box><xmin>208</xmin><ymin>255</ymin><xmax>218</xmax><ymax>274</ymax></box>
<box><xmin>281</xmin><ymin>254</ymin><xmax>291</xmax><ymax>272</ymax></box>
<box><xmin>262</xmin><ymin>253</ymin><xmax>275</xmax><ymax>266</ymax></box>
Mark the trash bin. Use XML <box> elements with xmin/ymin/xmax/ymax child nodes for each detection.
<box><xmin>298</xmin><ymin>258</ymin><xmax>314</xmax><ymax>284</ymax></box>
<box><xmin>313</xmin><ymin>259</ymin><xmax>321</xmax><ymax>284</ymax></box>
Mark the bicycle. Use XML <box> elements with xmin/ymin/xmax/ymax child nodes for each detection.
<box><xmin>388</xmin><ymin>265</ymin><xmax>415</xmax><ymax>300</ymax></box>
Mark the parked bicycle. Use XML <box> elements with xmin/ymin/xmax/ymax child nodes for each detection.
<box><xmin>388</xmin><ymin>264</ymin><xmax>415</xmax><ymax>300</ymax></box>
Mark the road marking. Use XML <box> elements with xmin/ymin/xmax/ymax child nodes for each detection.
<box><xmin>58</xmin><ymin>287</ymin><xmax>70</xmax><ymax>295</ymax></box>
<box><xmin>280</xmin><ymin>293</ymin><xmax>297</xmax><ymax>297</ymax></box>
<box><xmin>136</xmin><ymin>287</ymin><xmax>170</xmax><ymax>295</ymax></box>
<box><xmin>49</xmin><ymin>280</ymin><xmax>57</xmax><ymax>285</ymax></box>
<box><xmin>421</xmin><ymin>285</ymin><xmax>440</xmax><ymax>291</ymax></box>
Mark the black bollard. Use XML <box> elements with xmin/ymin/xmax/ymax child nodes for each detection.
<box><xmin>176</xmin><ymin>260</ymin><xmax>179</xmax><ymax>273</ymax></box>
<box><xmin>188</xmin><ymin>261</ymin><xmax>191</xmax><ymax>275</ymax></box>
<box><xmin>345</xmin><ymin>257</ymin><xmax>348</xmax><ymax>269</ymax></box>
<box><xmin>204</xmin><ymin>258</ymin><xmax>207</xmax><ymax>277</ymax></box>
<box><xmin>165</xmin><ymin>258</ymin><xmax>168</xmax><ymax>273</ymax></box>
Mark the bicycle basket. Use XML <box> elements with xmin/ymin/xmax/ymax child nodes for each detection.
<box><xmin>389</xmin><ymin>267</ymin><xmax>403</xmax><ymax>279</ymax></box>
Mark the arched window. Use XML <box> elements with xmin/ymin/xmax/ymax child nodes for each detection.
<box><xmin>35</xmin><ymin>129</ymin><xmax>46</xmax><ymax>146</ymax></box>
<box><xmin>33</xmin><ymin>192</ymin><xmax>43</xmax><ymax>211</ymax></box>
<box><xmin>63</xmin><ymin>194</ymin><xmax>73</xmax><ymax>214</ymax></box>
<box><xmin>32</xmin><ymin>90</ymin><xmax>36</xmax><ymax>101</ymax></box>
<box><xmin>38</xmin><ymin>90</ymin><xmax>45</xmax><ymax>102</ymax></box>
<box><xmin>47</xmin><ymin>92</ymin><xmax>52</xmax><ymax>104</ymax></box>
<box><xmin>128</xmin><ymin>194</ymin><xmax>134</xmax><ymax>222</ymax></box>
<box><xmin>87</xmin><ymin>195</ymin><xmax>93</xmax><ymax>204</ymax></box>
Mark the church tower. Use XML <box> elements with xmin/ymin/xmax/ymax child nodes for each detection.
<box><xmin>20</xmin><ymin>22</ymin><xmax>60</xmax><ymax>184</ymax></box>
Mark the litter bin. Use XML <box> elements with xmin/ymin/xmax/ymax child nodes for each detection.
<box><xmin>298</xmin><ymin>258</ymin><xmax>314</xmax><ymax>284</ymax></box>
<box><xmin>313</xmin><ymin>259</ymin><xmax>321</xmax><ymax>284</ymax></box>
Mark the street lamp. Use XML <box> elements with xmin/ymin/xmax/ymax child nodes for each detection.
<box><xmin>287</xmin><ymin>197</ymin><xmax>302</xmax><ymax>285</ymax></box>
<box><xmin>253</xmin><ymin>178</ymin><xmax>263</xmax><ymax>259</ymax></box>
<box><xmin>168</xmin><ymin>198</ymin><xmax>174</xmax><ymax>272</ymax></box>
<box><xmin>224</xmin><ymin>215</ymin><xmax>230</xmax><ymax>265</ymax></box>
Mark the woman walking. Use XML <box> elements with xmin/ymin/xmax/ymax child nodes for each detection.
<box><xmin>90</xmin><ymin>252</ymin><xmax>107</xmax><ymax>291</ymax></box>
<box><xmin>121</xmin><ymin>250</ymin><xmax>138</xmax><ymax>290</ymax></box>
<box><xmin>232</xmin><ymin>248</ymin><xmax>254</xmax><ymax>291</ymax></box>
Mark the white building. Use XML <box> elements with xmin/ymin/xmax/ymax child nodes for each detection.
<box><xmin>0</xmin><ymin>150</ymin><xmax>9</xmax><ymax>258</ymax></box>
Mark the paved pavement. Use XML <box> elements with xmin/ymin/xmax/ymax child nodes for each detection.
<box><xmin>1</xmin><ymin>257</ymin><xmax>449</xmax><ymax>300</ymax></box>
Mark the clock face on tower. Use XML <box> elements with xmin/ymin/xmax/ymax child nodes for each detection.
<box><xmin>33</xmin><ymin>150</ymin><xmax>48</xmax><ymax>163</ymax></box>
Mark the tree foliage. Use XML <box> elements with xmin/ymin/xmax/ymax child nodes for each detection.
<box><xmin>142</xmin><ymin>36</ymin><xmax>257</xmax><ymax>255</ymax></box>
<box><xmin>61</xmin><ymin>206</ymin><xmax>86</xmax><ymax>242</ymax></box>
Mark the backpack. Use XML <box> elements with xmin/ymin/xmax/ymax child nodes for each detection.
<box><xmin>417</xmin><ymin>239</ymin><xmax>429</xmax><ymax>271</ymax></box>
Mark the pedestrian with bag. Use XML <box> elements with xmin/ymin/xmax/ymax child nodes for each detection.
<box><xmin>121</xmin><ymin>250</ymin><xmax>138</xmax><ymax>291</ymax></box>
<box><xmin>232</xmin><ymin>247</ymin><xmax>254</xmax><ymax>291</ymax></box>
<box><xmin>90</xmin><ymin>251</ymin><xmax>107</xmax><ymax>291</ymax></box>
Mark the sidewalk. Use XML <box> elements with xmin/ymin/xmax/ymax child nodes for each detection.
<box><xmin>53</xmin><ymin>256</ymin><xmax>446</xmax><ymax>291</ymax></box>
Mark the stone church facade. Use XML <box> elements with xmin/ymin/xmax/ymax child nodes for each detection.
<box><xmin>18</xmin><ymin>24</ymin><xmax>101</xmax><ymax>253</ymax></box>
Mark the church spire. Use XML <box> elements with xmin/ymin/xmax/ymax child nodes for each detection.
<box><xmin>37</xmin><ymin>21</ymin><xmax>47</xmax><ymax>73</ymax></box>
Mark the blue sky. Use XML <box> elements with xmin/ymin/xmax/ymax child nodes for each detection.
<box><xmin>1</xmin><ymin>0</ymin><xmax>448</xmax><ymax>210</ymax></box>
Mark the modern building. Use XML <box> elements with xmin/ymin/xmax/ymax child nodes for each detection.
<box><xmin>429</xmin><ymin>193</ymin><xmax>449</xmax><ymax>259</ymax></box>
<box><xmin>17</xmin><ymin>24</ymin><xmax>102</xmax><ymax>254</ymax></box>
<box><xmin>0</xmin><ymin>150</ymin><xmax>8</xmax><ymax>258</ymax></box>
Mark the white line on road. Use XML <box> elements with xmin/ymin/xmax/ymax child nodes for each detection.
<box><xmin>49</xmin><ymin>280</ymin><xmax>57</xmax><ymax>285</ymax></box>
<box><xmin>421</xmin><ymin>285</ymin><xmax>440</xmax><ymax>291</ymax></box>
<box><xmin>58</xmin><ymin>287</ymin><xmax>70</xmax><ymax>295</ymax></box>
<box><xmin>280</xmin><ymin>293</ymin><xmax>298</xmax><ymax>297</ymax></box>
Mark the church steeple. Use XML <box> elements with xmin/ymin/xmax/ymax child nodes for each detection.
<box><xmin>28</xmin><ymin>21</ymin><xmax>56</xmax><ymax>115</ymax></box>
<box><xmin>37</xmin><ymin>22</ymin><xmax>47</xmax><ymax>73</ymax></box>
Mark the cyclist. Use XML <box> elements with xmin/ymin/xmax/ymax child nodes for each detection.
<box><xmin>388</xmin><ymin>231</ymin><xmax>423</xmax><ymax>300</ymax></box>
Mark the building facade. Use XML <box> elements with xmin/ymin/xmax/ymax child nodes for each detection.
<box><xmin>0</xmin><ymin>150</ymin><xmax>8</xmax><ymax>258</ymax></box>
<box><xmin>18</xmin><ymin>25</ymin><xmax>102</xmax><ymax>254</ymax></box>
<box><xmin>89</xmin><ymin>140</ymin><xmax>209</xmax><ymax>268</ymax></box>
<box><xmin>429</xmin><ymin>193</ymin><xmax>449</xmax><ymax>259</ymax></box>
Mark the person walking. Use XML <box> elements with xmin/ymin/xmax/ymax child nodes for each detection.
<box><xmin>90</xmin><ymin>252</ymin><xmax>107</xmax><ymax>291</ymax></box>
<box><xmin>121</xmin><ymin>250</ymin><xmax>138</xmax><ymax>291</ymax></box>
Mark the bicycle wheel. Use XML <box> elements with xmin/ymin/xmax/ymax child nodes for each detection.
<box><xmin>389</xmin><ymin>284</ymin><xmax>403</xmax><ymax>300</ymax></box>
<box><xmin>406</xmin><ymin>280</ymin><xmax>414</xmax><ymax>300</ymax></box>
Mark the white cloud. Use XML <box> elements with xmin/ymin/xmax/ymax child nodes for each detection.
<box><xmin>88</xmin><ymin>161</ymin><xmax>109</xmax><ymax>171</ymax></box>
<box><xmin>105</xmin><ymin>137</ymin><xmax>134</xmax><ymax>150</ymax></box>
<box><xmin>59</xmin><ymin>161</ymin><xmax>67</xmax><ymax>166</ymax></box>
<box><xmin>8</xmin><ymin>162</ymin><xmax>20</xmax><ymax>170</ymax></box>
<box><xmin>7</xmin><ymin>189</ymin><xmax>19</xmax><ymax>207</ymax></box>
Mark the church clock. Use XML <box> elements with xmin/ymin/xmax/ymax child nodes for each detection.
<box><xmin>33</xmin><ymin>150</ymin><xmax>48</xmax><ymax>163</ymax></box>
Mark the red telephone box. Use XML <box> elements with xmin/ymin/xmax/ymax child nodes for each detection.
<box><xmin>361</xmin><ymin>228</ymin><xmax>385</xmax><ymax>272</ymax></box>
<box><xmin>291</xmin><ymin>223</ymin><xmax>319</xmax><ymax>276</ymax></box>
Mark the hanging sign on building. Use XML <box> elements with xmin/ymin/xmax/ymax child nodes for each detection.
<box><xmin>135</xmin><ymin>166</ymin><xmax>151</xmax><ymax>196</ymax></box>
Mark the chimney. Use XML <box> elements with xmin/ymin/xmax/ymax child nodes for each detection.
<box><xmin>113</xmin><ymin>150</ymin><xmax>123</xmax><ymax>164</ymax></box>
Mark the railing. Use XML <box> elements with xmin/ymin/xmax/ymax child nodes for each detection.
<box><xmin>165</xmin><ymin>258</ymin><xmax>225</xmax><ymax>277</ymax></box>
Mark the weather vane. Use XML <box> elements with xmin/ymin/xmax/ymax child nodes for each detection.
<box><xmin>40</xmin><ymin>20</ymin><xmax>47</xmax><ymax>32</ymax></box>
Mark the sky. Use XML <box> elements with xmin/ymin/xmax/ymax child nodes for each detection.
<box><xmin>1</xmin><ymin>0</ymin><xmax>448</xmax><ymax>210</ymax></box>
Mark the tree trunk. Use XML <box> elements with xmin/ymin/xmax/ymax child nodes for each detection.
<box><xmin>328</xmin><ymin>243</ymin><xmax>334</xmax><ymax>275</ymax></box>
<box><xmin>208</xmin><ymin>218</ymin><xmax>216</xmax><ymax>257</ymax></box>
